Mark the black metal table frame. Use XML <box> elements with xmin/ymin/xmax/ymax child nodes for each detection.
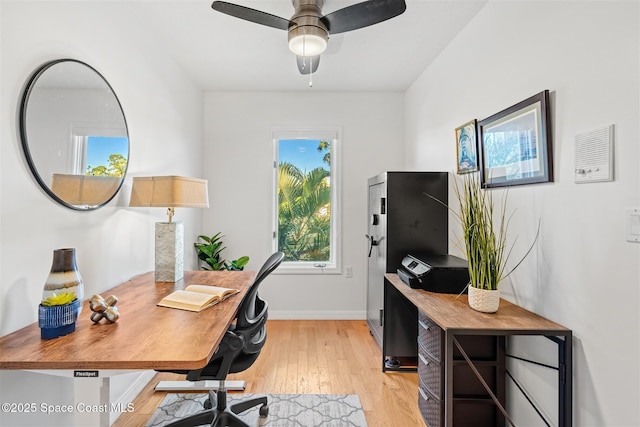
<box><xmin>446</xmin><ymin>330</ymin><xmax>572</xmax><ymax>427</ymax></box>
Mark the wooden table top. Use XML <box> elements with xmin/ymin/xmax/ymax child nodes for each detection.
<box><xmin>386</xmin><ymin>273</ymin><xmax>571</xmax><ymax>335</ymax></box>
<box><xmin>0</xmin><ymin>270</ymin><xmax>256</xmax><ymax>371</ymax></box>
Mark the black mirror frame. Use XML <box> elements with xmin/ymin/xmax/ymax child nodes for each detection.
<box><xmin>19</xmin><ymin>58</ymin><xmax>129</xmax><ymax>211</ymax></box>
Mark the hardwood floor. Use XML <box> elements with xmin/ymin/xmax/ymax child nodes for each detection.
<box><xmin>112</xmin><ymin>320</ymin><xmax>425</xmax><ymax>427</ymax></box>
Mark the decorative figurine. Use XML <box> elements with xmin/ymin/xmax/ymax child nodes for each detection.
<box><xmin>89</xmin><ymin>294</ymin><xmax>119</xmax><ymax>323</ymax></box>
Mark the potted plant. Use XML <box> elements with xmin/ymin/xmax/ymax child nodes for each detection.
<box><xmin>194</xmin><ymin>232</ymin><xmax>250</xmax><ymax>271</ymax></box>
<box><xmin>452</xmin><ymin>173</ymin><xmax>538</xmax><ymax>312</ymax></box>
<box><xmin>38</xmin><ymin>292</ymin><xmax>80</xmax><ymax>339</ymax></box>
<box><xmin>426</xmin><ymin>172</ymin><xmax>537</xmax><ymax>313</ymax></box>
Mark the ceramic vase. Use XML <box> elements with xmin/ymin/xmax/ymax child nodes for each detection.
<box><xmin>38</xmin><ymin>299</ymin><xmax>80</xmax><ymax>339</ymax></box>
<box><xmin>43</xmin><ymin>248</ymin><xmax>84</xmax><ymax>315</ymax></box>
<box><xmin>468</xmin><ymin>286</ymin><xmax>500</xmax><ymax>313</ymax></box>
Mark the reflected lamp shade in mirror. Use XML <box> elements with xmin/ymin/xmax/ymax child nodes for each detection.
<box><xmin>51</xmin><ymin>174</ymin><xmax>122</xmax><ymax>208</ymax></box>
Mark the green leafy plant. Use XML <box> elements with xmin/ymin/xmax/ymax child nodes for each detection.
<box><xmin>195</xmin><ymin>232</ymin><xmax>226</xmax><ymax>270</ymax></box>
<box><xmin>225</xmin><ymin>256</ymin><xmax>250</xmax><ymax>271</ymax></box>
<box><xmin>426</xmin><ymin>173</ymin><xmax>538</xmax><ymax>291</ymax></box>
<box><xmin>194</xmin><ymin>232</ymin><xmax>249</xmax><ymax>271</ymax></box>
<box><xmin>42</xmin><ymin>292</ymin><xmax>76</xmax><ymax>306</ymax></box>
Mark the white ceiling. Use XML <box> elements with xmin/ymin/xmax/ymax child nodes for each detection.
<box><xmin>127</xmin><ymin>0</ymin><xmax>487</xmax><ymax>92</ymax></box>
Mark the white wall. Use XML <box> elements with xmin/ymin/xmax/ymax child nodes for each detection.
<box><xmin>404</xmin><ymin>1</ymin><xmax>639</xmax><ymax>426</ymax></box>
<box><xmin>203</xmin><ymin>92</ymin><xmax>404</xmax><ymax>318</ymax></box>
<box><xmin>0</xmin><ymin>1</ymin><xmax>203</xmax><ymax>425</ymax></box>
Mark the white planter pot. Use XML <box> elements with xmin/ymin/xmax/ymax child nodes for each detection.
<box><xmin>468</xmin><ymin>286</ymin><xmax>500</xmax><ymax>313</ymax></box>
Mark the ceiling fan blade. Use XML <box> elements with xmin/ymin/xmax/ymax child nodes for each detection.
<box><xmin>296</xmin><ymin>55</ymin><xmax>321</xmax><ymax>75</ymax></box>
<box><xmin>211</xmin><ymin>1</ymin><xmax>290</xmax><ymax>31</ymax></box>
<box><xmin>321</xmin><ymin>0</ymin><xmax>406</xmax><ymax>35</ymax></box>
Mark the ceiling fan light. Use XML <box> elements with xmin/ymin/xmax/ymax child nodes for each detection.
<box><xmin>289</xmin><ymin>34</ymin><xmax>327</xmax><ymax>56</ymax></box>
<box><xmin>288</xmin><ymin>23</ymin><xmax>328</xmax><ymax>57</ymax></box>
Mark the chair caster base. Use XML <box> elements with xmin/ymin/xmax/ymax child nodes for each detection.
<box><xmin>259</xmin><ymin>404</ymin><xmax>268</xmax><ymax>417</ymax></box>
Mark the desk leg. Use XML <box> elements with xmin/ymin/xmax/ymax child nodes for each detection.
<box><xmin>26</xmin><ymin>370</ymin><xmax>143</xmax><ymax>426</ymax></box>
<box><xmin>155</xmin><ymin>380</ymin><xmax>246</xmax><ymax>392</ymax></box>
<box><xmin>444</xmin><ymin>332</ymin><xmax>454</xmax><ymax>427</ymax></box>
<box><xmin>546</xmin><ymin>334</ymin><xmax>573</xmax><ymax>427</ymax></box>
<box><xmin>73</xmin><ymin>376</ymin><xmax>110</xmax><ymax>427</ymax></box>
<box><xmin>559</xmin><ymin>334</ymin><xmax>573</xmax><ymax>427</ymax></box>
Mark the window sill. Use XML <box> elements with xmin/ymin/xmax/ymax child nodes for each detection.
<box><xmin>272</xmin><ymin>263</ymin><xmax>341</xmax><ymax>275</ymax></box>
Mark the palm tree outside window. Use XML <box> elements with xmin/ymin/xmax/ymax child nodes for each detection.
<box><xmin>272</xmin><ymin>129</ymin><xmax>341</xmax><ymax>274</ymax></box>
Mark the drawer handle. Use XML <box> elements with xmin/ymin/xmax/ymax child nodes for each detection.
<box><xmin>418</xmin><ymin>320</ymin><xmax>430</xmax><ymax>330</ymax></box>
<box><xmin>418</xmin><ymin>386</ymin><xmax>429</xmax><ymax>401</ymax></box>
<box><xmin>418</xmin><ymin>353</ymin><xmax>429</xmax><ymax>365</ymax></box>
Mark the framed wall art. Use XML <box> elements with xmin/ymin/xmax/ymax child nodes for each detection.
<box><xmin>478</xmin><ymin>90</ymin><xmax>553</xmax><ymax>188</ymax></box>
<box><xmin>455</xmin><ymin>119</ymin><xmax>478</xmax><ymax>174</ymax></box>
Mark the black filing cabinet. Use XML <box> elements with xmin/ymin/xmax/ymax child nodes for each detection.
<box><xmin>417</xmin><ymin>311</ymin><xmax>506</xmax><ymax>427</ymax></box>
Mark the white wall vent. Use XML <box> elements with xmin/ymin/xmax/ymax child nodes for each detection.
<box><xmin>574</xmin><ymin>124</ymin><xmax>614</xmax><ymax>183</ymax></box>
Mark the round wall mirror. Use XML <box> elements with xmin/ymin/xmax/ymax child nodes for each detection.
<box><xmin>19</xmin><ymin>59</ymin><xmax>129</xmax><ymax>210</ymax></box>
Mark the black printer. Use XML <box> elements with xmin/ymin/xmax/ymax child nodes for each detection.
<box><xmin>397</xmin><ymin>253</ymin><xmax>470</xmax><ymax>294</ymax></box>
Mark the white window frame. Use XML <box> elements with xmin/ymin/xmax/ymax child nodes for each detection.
<box><xmin>271</xmin><ymin>127</ymin><xmax>342</xmax><ymax>275</ymax></box>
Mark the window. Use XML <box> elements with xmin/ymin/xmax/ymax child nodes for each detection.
<box><xmin>82</xmin><ymin>136</ymin><xmax>128</xmax><ymax>177</ymax></box>
<box><xmin>272</xmin><ymin>129</ymin><xmax>341</xmax><ymax>274</ymax></box>
<box><xmin>71</xmin><ymin>126</ymin><xmax>129</xmax><ymax>177</ymax></box>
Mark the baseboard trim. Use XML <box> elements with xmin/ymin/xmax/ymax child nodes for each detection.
<box><xmin>268</xmin><ymin>311</ymin><xmax>366</xmax><ymax>320</ymax></box>
<box><xmin>110</xmin><ymin>370</ymin><xmax>156</xmax><ymax>424</ymax></box>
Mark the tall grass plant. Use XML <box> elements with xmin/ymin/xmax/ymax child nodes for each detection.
<box><xmin>426</xmin><ymin>172</ymin><xmax>538</xmax><ymax>291</ymax></box>
<box><xmin>454</xmin><ymin>173</ymin><xmax>509</xmax><ymax>291</ymax></box>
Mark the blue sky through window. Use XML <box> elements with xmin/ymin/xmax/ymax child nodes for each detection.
<box><xmin>278</xmin><ymin>139</ymin><xmax>328</xmax><ymax>173</ymax></box>
<box><xmin>86</xmin><ymin>136</ymin><xmax>128</xmax><ymax>168</ymax></box>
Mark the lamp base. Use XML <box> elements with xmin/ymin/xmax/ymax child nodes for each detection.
<box><xmin>155</xmin><ymin>221</ymin><xmax>184</xmax><ymax>282</ymax></box>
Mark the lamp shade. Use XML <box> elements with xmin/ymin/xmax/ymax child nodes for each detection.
<box><xmin>129</xmin><ymin>176</ymin><xmax>209</xmax><ymax>209</ymax></box>
<box><xmin>51</xmin><ymin>174</ymin><xmax>122</xmax><ymax>207</ymax></box>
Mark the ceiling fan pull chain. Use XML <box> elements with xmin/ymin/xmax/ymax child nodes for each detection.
<box><xmin>306</xmin><ymin>32</ymin><xmax>312</xmax><ymax>87</ymax></box>
<box><xmin>303</xmin><ymin>37</ymin><xmax>307</xmax><ymax>71</ymax></box>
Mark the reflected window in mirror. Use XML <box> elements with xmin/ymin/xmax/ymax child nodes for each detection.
<box><xmin>76</xmin><ymin>135</ymin><xmax>128</xmax><ymax>177</ymax></box>
<box><xmin>19</xmin><ymin>59</ymin><xmax>129</xmax><ymax>210</ymax></box>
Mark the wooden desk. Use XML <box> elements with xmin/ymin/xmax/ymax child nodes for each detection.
<box><xmin>0</xmin><ymin>270</ymin><xmax>256</xmax><ymax>425</ymax></box>
<box><xmin>384</xmin><ymin>273</ymin><xmax>572</xmax><ymax>427</ymax></box>
<box><xmin>0</xmin><ymin>270</ymin><xmax>255</xmax><ymax>370</ymax></box>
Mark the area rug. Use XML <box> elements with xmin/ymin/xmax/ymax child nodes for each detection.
<box><xmin>146</xmin><ymin>393</ymin><xmax>368</xmax><ymax>427</ymax></box>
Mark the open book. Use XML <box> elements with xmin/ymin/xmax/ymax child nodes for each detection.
<box><xmin>157</xmin><ymin>284</ymin><xmax>239</xmax><ymax>312</ymax></box>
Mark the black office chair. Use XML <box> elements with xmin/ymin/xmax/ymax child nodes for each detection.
<box><xmin>164</xmin><ymin>251</ymin><xmax>284</xmax><ymax>427</ymax></box>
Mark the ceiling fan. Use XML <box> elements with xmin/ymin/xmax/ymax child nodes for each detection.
<box><xmin>211</xmin><ymin>0</ymin><xmax>407</xmax><ymax>75</ymax></box>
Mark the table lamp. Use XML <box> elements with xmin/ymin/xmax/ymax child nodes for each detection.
<box><xmin>129</xmin><ymin>176</ymin><xmax>209</xmax><ymax>282</ymax></box>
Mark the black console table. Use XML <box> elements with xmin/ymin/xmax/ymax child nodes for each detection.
<box><xmin>384</xmin><ymin>273</ymin><xmax>572</xmax><ymax>427</ymax></box>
